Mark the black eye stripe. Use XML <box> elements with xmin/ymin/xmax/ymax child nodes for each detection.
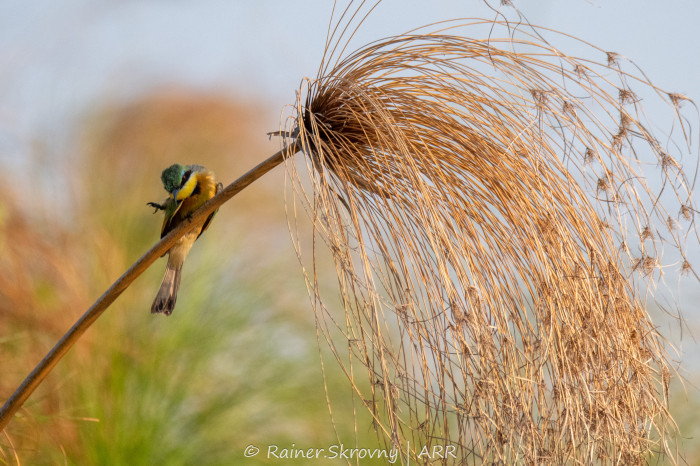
<box><xmin>180</xmin><ymin>170</ymin><xmax>192</xmax><ymax>188</ymax></box>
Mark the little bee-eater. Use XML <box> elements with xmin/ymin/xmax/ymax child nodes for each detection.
<box><xmin>148</xmin><ymin>164</ymin><xmax>222</xmax><ymax>315</ymax></box>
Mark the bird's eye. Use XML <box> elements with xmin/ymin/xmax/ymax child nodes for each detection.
<box><xmin>180</xmin><ymin>170</ymin><xmax>192</xmax><ymax>187</ymax></box>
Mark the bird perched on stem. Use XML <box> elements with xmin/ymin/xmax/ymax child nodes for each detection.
<box><xmin>147</xmin><ymin>164</ymin><xmax>222</xmax><ymax>315</ymax></box>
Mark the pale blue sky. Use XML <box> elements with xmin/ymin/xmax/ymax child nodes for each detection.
<box><xmin>1</xmin><ymin>1</ymin><xmax>699</xmax><ymax>142</ymax></box>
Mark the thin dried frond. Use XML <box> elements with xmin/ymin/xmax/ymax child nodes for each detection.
<box><xmin>283</xmin><ymin>11</ymin><xmax>698</xmax><ymax>466</ymax></box>
<box><xmin>668</xmin><ymin>92</ymin><xmax>689</xmax><ymax>108</ymax></box>
<box><xmin>680</xmin><ymin>260</ymin><xmax>693</xmax><ymax>275</ymax></box>
<box><xmin>606</xmin><ymin>51</ymin><xmax>620</xmax><ymax>67</ymax></box>
<box><xmin>680</xmin><ymin>204</ymin><xmax>694</xmax><ymax>221</ymax></box>
<box><xmin>633</xmin><ymin>255</ymin><xmax>659</xmax><ymax>276</ymax></box>
<box><xmin>619</xmin><ymin>88</ymin><xmax>638</xmax><ymax>105</ymax></box>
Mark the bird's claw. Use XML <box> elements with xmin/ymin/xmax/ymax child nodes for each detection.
<box><xmin>147</xmin><ymin>202</ymin><xmax>165</xmax><ymax>213</ymax></box>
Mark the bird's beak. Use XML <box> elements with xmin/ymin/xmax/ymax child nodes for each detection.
<box><xmin>171</xmin><ymin>188</ymin><xmax>180</xmax><ymax>203</ymax></box>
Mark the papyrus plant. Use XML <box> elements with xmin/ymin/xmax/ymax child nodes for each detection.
<box><xmin>283</xmin><ymin>9</ymin><xmax>698</xmax><ymax>465</ymax></box>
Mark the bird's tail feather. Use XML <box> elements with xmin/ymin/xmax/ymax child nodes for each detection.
<box><xmin>151</xmin><ymin>264</ymin><xmax>182</xmax><ymax>315</ymax></box>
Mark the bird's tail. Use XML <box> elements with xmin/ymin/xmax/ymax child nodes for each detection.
<box><xmin>151</xmin><ymin>263</ymin><xmax>183</xmax><ymax>315</ymax></box>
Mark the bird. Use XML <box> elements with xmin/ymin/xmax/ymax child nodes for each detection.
<box><xmin>147</xmin><ymin>163</ymin><xmax>222</xmax><ymax>315</ymax></box>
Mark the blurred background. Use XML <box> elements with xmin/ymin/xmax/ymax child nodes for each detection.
<box><xmin>1</xmin><ymin>0</ymin><xmax>698</xmax><ymax>463</ymax></box>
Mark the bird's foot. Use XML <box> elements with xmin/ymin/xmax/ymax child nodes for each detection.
<box><xmin>147</xmin><ymin>201</ymin><xmax>165</xmax><ymax>213</ymax></box>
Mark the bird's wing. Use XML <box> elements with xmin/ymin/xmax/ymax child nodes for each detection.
<box><xmin>160</xmin><ymin>197</ymin><xmax>184</xmax><ymax>238</ymax></box>
<box><xmin>197</xmin><ymin>181</ymin><xmax>223</xmax><ymax>239</ymax></box>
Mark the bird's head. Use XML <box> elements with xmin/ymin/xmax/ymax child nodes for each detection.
<box><xmin>161</xmin><ymin>163</ymin><xmax>194</xmax><ymax>201</ymax></box>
